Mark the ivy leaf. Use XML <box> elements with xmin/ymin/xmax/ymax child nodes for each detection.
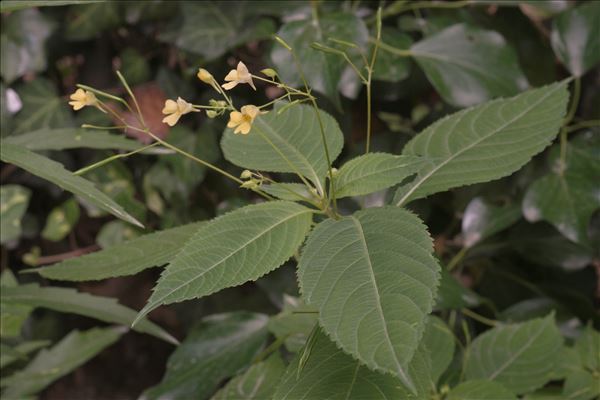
<box><xmin>0</xmin><ymin>185</ymin><xmax>31</xmax><ymax>244</ymax></box>
<box><xmin>464</xmin><ymin>314</ymin><xmax>563</xmax><ymax>394</ymax></box>
<box><xmin>410</xmin><ymin>23</ymin><xmax>529</xmax><ymax>107</ymax></box>
<box><xmin>462</xmin><ymin>197</ymin><xmax>521</xmax><ymax>248</ymax></box>
<box><xmin>551</xmin><ymin>2</ymin><xmax>600</xmax><ymax>77</ymax></box>
<box><xmin>271</xmin><ymin>13</ymin><xmax>368</xmax><ymax>109</ymax></box>
<box><xmin>0</xmin><ymin>327</ymin><xmax>123</xmax><ymax>398</ymax></box>
<box><xmin>0</xmin><ymin>142</ymin><xmax>143</xmax><ymax>228</ymax></box>
<box><xmin>0</xmin><ymin>284</ymin><xmax>176</xmax><ymax>344</ymax></box>
<box><xmin>29</xmin><ymin>222</ymin><xmax>202</xmax><ymax>281</ymax></box>
<box><xmin>273</xmin><ymin>329</ymin><xmax>432</xmax><ymax>399</ymax></box>
<box><xmin>447</xmin><ymin>380</ymin><xmax>517</xmax><ymax>400</ymax></box>
<box><xmin>144</xmin><ymin>312</ymin><xmax>268</xmax><ymax>400</ymax></box>
<box><xmin>211</xmin><ymin>354</ymin><xmax>285</xmax><ymax>400</ymax></box>
<box><xmin>523</xmin><ymin>134</ymin><xmax>600</xmax><ymax>244</ymax></box>
<box><xmin>334</xmin><ymin>153</ymin><xmax>425</xmax><ymax>198</ymax></box>
<box><xmin>4</xmin><ymin>128</ymin><xmax>141</xmax><ymax>151</ymax></box>
<box><xmin>394</xmin><ymin>81</ymin><xmax>569</xmax><ymax>206</ymax></box>
<box><xmin>221</xmin><ymin>104</ymin><xmax>343</xmax><ymax>194</ymax></box>
<box><xmin>298</xmin><ymin>207</ymin><xmax>440</xmax><ymax>391</ymax></box>
<box><xmin>135</xmin><ymin>201</ymin><xmax>313</xmax><ymax>324</ymax></box>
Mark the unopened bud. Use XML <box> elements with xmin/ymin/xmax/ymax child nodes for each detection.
<box><xmin>197</xmin><ymin>68</ymin><xmax>214</xmax><ymax>84</ymax></box>
<box><xmin>261</xmin><ymin>68</ymin><xmax>278</xmax><ymax>78</ymax></box>
<box><xmin>206</xmin><ymin>110</ymin><xmax>218</xmax><ymax>118</ymax></box>
<box><xmin>241</xmin><ymin>180</ymin><xmax>258</xmax><ymax>189</ymax></box>
<box><xmin>240</xmin><ymin>170</ymin><xmax>253</xmax><ymax>179</ymax></box>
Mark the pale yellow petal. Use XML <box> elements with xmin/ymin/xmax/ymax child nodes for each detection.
<box><xmin>236</xmin><ymin>61</ymin><xmax>249</xmax><ymax>76</ymax></box>
<box><xmin>70</xmin><ymin>88</ymin><xmax>86</xmax><ymax>101</ymax></box>
<box><xmin>222</xmin><ymin>81</ymin><xmax>238</xmax><ymax>91</ymax></box>
<box><xmin>242</xmin><ymin>105</ymin><xmax>260</xmax><ymax>120</ymax></box>
<box><xmin>237</xmin><ymin>122</ymin><xmax>251</xmax><ymax>135</ymax></box>
<box><xmin>69</xmin><ymin>101</ymin><xmax>84</xmax><ymax>111</ymax></box>
<box><xmin>224</xmin><ymin>70</ymin><xmax>239</xmax><ymax>82</ymax></box>
<box><xmin>247</xmin><ymin>77</ymin><xmax>256</xmax><ymax>90</ymax></box>
<box><xmin>162</xmin><ymin>99</ymin><xmax>178</xmax><ymax>114</ymax></box>
<box><xmin>229</xmin><ymin>111</ymin><xmax>243</xmax><ymax>123</ymax></box>
<box><xmin>84</xmin><ymin>91</ymin><xmax>97</xmax><ymax>106</ymax></box>
<box><xmin>176</xmin><ymin>97</ymin><xmax>193</xmax><ymax>114</ymax></box>
<box><xmin>162</xmin><ymin>112</ymin><xmax>180</xmax><ymax>127</ymax></box>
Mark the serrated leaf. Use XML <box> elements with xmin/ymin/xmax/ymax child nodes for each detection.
<box><xmin>211</xmin><ymin>354</ymin><xmax>285</xmax><ymax>400</ymax></box>
<box><xmin>144</xmin><ymin>312</ymin><xmax>268</xmax><ymax>400</ymax></box>
<box><xmin>0</xmin><ymin>340</ymin><xmax>50</xmax><ymax>369</ymax></box>
<box><xmin>0</xmin><ymin>185</ymin><xmax>31</xmax><ymax>244</ymax></box>
<box><xmin>0</xmin><ymin>327</ymin><xmax>123</xmax><ymax>398</ymax></box>
<box><xmin>222</xmin><ymin>104</ymin><xmax>343</xmax><ymax>194</ymax></box>
<box><xmin>274</xmin><ymin>328</ymin><xmax>432</xmax><ymax>400</ymax></box>
<box><xmin>0</xmin><ymin>284</ymin><xmax>176</xmax><ymax>344</ymax></box>
<box><xmin>423</xmin><ymin>316</ymin><xmax>455</xmax><ymax>384</ymax></box>
<box><xmin>136</xmin><ymin>201</ymin><xmax>313</xmax><ymax>324</ymax></box>
<box><xmin>410</xmin><ymin>23</ymin><xmax>529</xmax><ymax>107</ymax></box>
<box><xmin>0</xmin><ymin>142</ymin><xmax>142</xmax><ymax>228</ymax></box>
<box><xmin>334</xmin><ymin>153</ymin><xmax>425</xmax><ymax>198</ymax></box>
<box><xmin>260</xmin><ymin>183</ymin><xmax>314</xmax><ymax>202</ymax></box>
<box><xmin>30</xmin><ymin>222</ymin><xmax>202</xmax><ymax>281</ymax></box>
<box><xmin>4</xmin><ymin>128</ymin><xmax>141</xmax><ymax>151</ymax></box>
<box><xmin>298</xmin><ymin>207</ymin><xmax>440</xmax><ymax>390</ymax></box>
<box><xmin>464</xmin><ymin>314</ymin><xmax>562</xmax><ymax>394</ymax></box>
<box><xmin>551</xmin><ymin>2</ymin><xmax>600</xmax><ymax>77</ymax></box>
<box><xmin>462</xmin><ymin>197</ymin><xmax>521</xmax><ymax>247</ymax></box>
<box><xmin>394</xmin><ymin>81</ymin><xmax>569</xmax><ymax>206</ymax></box>
<box><xmin>447</xmin><ymin>380</ymin><xmax>517</xmax><ymax>400</ymax></box>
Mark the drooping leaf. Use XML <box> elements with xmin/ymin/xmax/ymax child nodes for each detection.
<box><xmin>446</xmin><ymin>380</ymin><xmax>517</xmax><ymax>400</ymax></box>
<box><xmin>551</xmin><ymin>2</ymin><xmax>600</xmax><ymax>77</ymax></box>
<box><xmin>30</xmin><ymin>222</ymin><xmax>202</xmax><ymax>281</ymax></box>
<box><xmin>41</xmin><ymin>197</ymin><xmax>80</xmax><ymax>242</ymax></box>
<box><xmin>394</xmin><ymin>81</ymin><xmax>569</xmax><ymax>206</ymax></box>
<box><xmin>373</xmin><ymin>27</ymin><xmax>412</xmax><ymax>83</ymax></box>
<box><xmin>4</xmin><ymin>128</ymin><xmax>141</xmax><ymax>151</ymax></box>
<box><xmin>334</xmin><ymin>153</ymin><xmax>425</xmax><ymax>198</ymax></box>
<box><xmin>0</xmin><ymin>142</ymin><xmax>143</xmax><ymax>228</ymax></box>
<box><xmin>273</xmin><ymin>329</ymin><xmax>432</xmax><ymax>400</ymax></box>
<box><xmin>0</xmin><ymin>340</ymin><xmax>50</xmax><ymax>369</ymax></box>
<box><xmin>0</xmin><ymin>327</ymin><xmax>123</xmax><ymax>398</ymax></box>
<box><xmin>462</xmin><ymin>197</ymin><xmax>521</xmax><ymax>247</ymax></box>
<box><xmin>12</xmin><ymin>78</ymin><xmax>73</xmax><ymax>135</ymax></box>
<box><xmin>0</xmin><ymin>185</ymin><xmax>31</xmax><ymax>244</ymax></box>
<box><xmin>211</xmin><ymin>354</ymin><xmax>285</xmax><ymax>400</ymax></box>
<box><xmin>136</xmin><ymin>201</ymin><xmax>313</xmax><ymax>324</ymax></box>
<box><xmin>464</xmin><ymin>314</ymin><xmax>562</xmax><ymax>394</ymax></box>
<box><xmin>0</xmin><ymin>9</ymin><xmax>54</xmax><ymax>84</ymax></box>
<box><xmin>64</xmin><ymin>2</ymin><xmax>120</xmax><ymax>41</ymax></box>
<box><xmin>298</xmin><ymin>207</ymin><xmax>440</xmax><ymax>390</ymax></box>
<box><xmin>0</xmin><ymin>284</ymin><xmax>176</xmax><ymax>344</ymax></box>
<box><xmin>144</xmin><ymin>312</ymin><xmax>268</xmax><ymax>400</ymax></box>
<box><xmin>410</xmin><ymin>23</ymin><xmax>529</xmax><ymax>107</ymax></box>
<box><xmin>423</xmin><ymin>316</ymin><xmax>455</xmax><ymax>385</ymax></box>
<box><xmin>523</xmin><ymin>134</ymin><xmax>600</xmax><ymax>244</ymax></box>
<box><xmin>222</xmin><ymin>103</ymin><xmax>343</xmax><ymax>194</ymax></box>
<box><xmin>0</xmin><ymin>270</ymin><xmax>32</xmax><ymax>338</ymax></box>
<box><xmin>271</xmin><ymin>12</ymin><xmax>368</xmax><ymax>108</ymax></box>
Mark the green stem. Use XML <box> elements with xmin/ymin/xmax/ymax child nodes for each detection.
<box><xmin>375</xmin><ymin>39</ymin><xmax>414</xmax><ymax>58</ymax></box>
<box><xmin>74</xmin><ymin>143</ymin><xmax>161</xmax><ymax>176</ymax></box>
<box><xmin>446</xmin><ymin>247</ymin><xmax>468</xmax><ymax>272</ymax></box>
<box><xmin>461</xmin><ymin>308</ymin><xmax>498</xmax><ymax>327</ymax></box>
<box><xmin>116</xmin><ymin>70</ymin><xmax>147</xmax><ymax>129</ymax></box>
<box><xmin>365</xmin><ymin>8</ymin><xmax>382</xmax><ymax>154</ymax></box>
<box><xmin>565</xmin><ymin>119</ymin><xmax>600</xmax><ymax>133</ymax></box>
<box><xmin>375</xmin><ymin>0</ymin><xmax>474</xmax><ymax>22</ymax></box>
<box><xmin>81</xmin><ymin>124</ymin><xmax>128</xmax><ymax>130</ymax></box>
<box><xmin>559</xmin><ymin>77</ymin><xmax>582</xmax><ymax>174</ymax></box>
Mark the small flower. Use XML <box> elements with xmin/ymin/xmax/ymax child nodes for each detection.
<box><xmin>162</xmin><ymin>97</ymin><xmax>194</xmax><ymax>127</ymax></box>
<box><xmin>69</xmin><ymin>89</ymin><xmax>98</xmax><ymax>110</ymax></box>
<box><xmin>222</xmin><ymin>61</ymin><xmax>256</xmax><ymax>91</ymax></box>
<box><xmin>197</xmin><ymin>68</ymin><xmax>214</xmax><ymax>84</ymax></box>
<box><xmin>227</xmin><ymin>105</ymin><xmax>263</xmax><ymax>135</ymax></box>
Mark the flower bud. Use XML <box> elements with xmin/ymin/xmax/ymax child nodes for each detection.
<box><xmin>197</xmin><ymin>68</ymin><xmax>214</xmax><ymax>84</ymax></box>
<box><xmin>206</xmin><ymin>110</ymin><xmax>218</xmax><ymax>118</ymax></box>
<box><xmin>240</xmin><ymin>170</ymin><xmax>253</xmax><ymax>180</ymax></box>
<box><xmin>261</xmin><ymin>68</ymin><xmax>278</xmax><ymax>78</ymax></box>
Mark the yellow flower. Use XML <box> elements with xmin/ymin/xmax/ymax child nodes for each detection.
<box><xmin>222</xmin><ymin>61</ymin><xmax>256</xmax><ymax>91</ymax></box>
<box><xmin>197</xmin><ymin>68</ymin><xmax>214</xmax><ymax>84</ymax></box>
<box><xmin>69</xmin><ymin>89</ymin><xmax>97</xmax><ymax>111</ymax></box>
<box><xmin>227</xmin><ymin>105</ymin><xmax>263</xmax><ymax>135</ymax></box>
<box><xmin>162</xmin><ymin>97</ymin><xmax>194</xmax><ymax>127</ymax></box>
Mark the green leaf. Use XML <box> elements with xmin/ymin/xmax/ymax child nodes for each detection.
<box><xmin>30</xmin><ymin>222</ymin><xmax>202</xmax><ymax>281</ymax></box>
<box><xmin>394</xmin><ymin>81</ymin><xmax>570</xmax><ymax>206</ymax></box>
<box><xmin>447</xmin><ymin>380</ymin><xmax>517</xmax><ymax>400</ymax></box>
<box><xmin>575</xmin><ymin>325</ymin><xmax>600</xmax><ymax>373</ymax></box>
<box><xmin>12</xmin><ymin>78</ymin><xmax>73</xmax><ymax>135</ymax></box>
<box><xmin>0</xmin><ymin>9</ymin><xmax>54</xmax><ymax>84</ymax></box>
<box><xmin>0</xmin><ymin>185</ymin><xmax>31</xmax><ymax>244</ymax></box>
<box><xmin>0</xmin><ymin>284</ymin><xmax>176</xmax><ymax>344</ymax></box>
<box><xmin>0</xmin><ymin>0</ymin><xmax>104</xmax><ymax>12</ymax></box>
<box><xmin>562</xmin><ymin>369</ymin><xmax>599</xmax><ymax>400</ymax></box>
<box><xmin>464</xmin><ymin>314</ymin><xmax>563</xmax><ymax>394</ymax></box>
<box><xmin>462</xmin><ymin>197</ymin><xmax>521</xmax><ymax>247</ymax></box>
<box><xmin>435</xmin><ymin>269</ymin><xmax>481</xmax><ymax>310</ymax></box>
<box><xmin>4</xmin><ymin>128</ymin><xmax>141</xmax><ymax>151</ymax></box>
<box><xmin>334</xmin><ymin>153</ymin><xmax>425</xmax><ymax>198</ymax></box>
<box><xmin>373</xmin><ymin>27</ymin><xmax>412</xmax><ymax>83</ymax></box>
<box><xmin>260</xmin><ymin>183</ymin><xmax>314</xmax><ymax>202</ymax></box>
<box><xmin>410</xmin><ymin>23</ymin><xmax>529</xmax><ymax>107</ymax></box>
<box><xmin>523</xmin><ymin>135</ymin><xmax>600</xmax><ymax>244</ymax></box>
<box><xmin>222</xmin><ymin>104</ymin><xmax>343</xmax><ymax>194</ymax></box>
<box><xmin>136</xmin><ymin>201</ymin><xmax>313</xmax><ymax>324</ymax></box>
<box><xmin>0</xmin><ymin>327</ymin><xmax>123</xmax><ymax>398</ymax></box>
<box><xmin>268</xmin><ymin>296</ymin><xmax>318</xmax><ymax>352</ymax></box>
<box><xmin>423</xmin><ymin>316</ymin><xmax>455</xmax><ymax>385</ymax></box>
<box><xmin>271</xmin><ymin>12</ymin><xmax>368</xmax><ymax>108</ymax></box>
<box><xmin>64</xmin><ymin>2</ymin><xmax>120</xmax><ymax>41</ymax></box>
<box><xmin>274</xmin><ymin>329</ymin><xmax>432</xmax><ymax>399</ymax></box>
<box><xmin>211</xmin><ymin>354</ymin><xmax>285</xmax><ymax>400</ymax></box>
<box><xmin>551</xmin><ymin>2</ymin><xmax>600</xmax><ymax>77</ymax></box>
<box><xmin>298</xmin><ymin>207</ymin><xmax>440</xmax><ymax>390</ymax></box>
<box><xmin>0</xmin><ymin>270</ymin><xmax>33</xmax><ymax>338</ymax></box>
<box><xmin>159</xmin><ymin>2</ymin><xmax>275</xmax><ymax>61</ymax></box>
<box><xmin>144</xmin><ymin>312</ymin><xmax>268</xmax><ymax>400</ymax></box>
<box><xmin>41</xmin><ymin>197</ymin><xmax>80</xmax><ymax>242</ymax></box>
<box><xmin>0</xmin><ymin>340</ymin><xmax>50</xmax><ymax>369</ymax></box>
<box><xmin>119</xmin><ymin>47</ymin><xmax>150</xmax><ymax>86</ymax></box>
<box><xmin>0</xmin><ymin>142</ymin><xmax>143</xmax><ymax>228</ymax></box>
